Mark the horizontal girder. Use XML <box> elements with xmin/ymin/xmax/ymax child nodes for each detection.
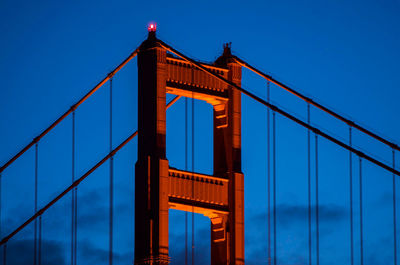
<box><xmin>166</xmin><ymin>56</ymin><xmax>229</xmax><ymax>106</ymax></box>
<box><xmin>168</xmin><ymin>168</ymin><xmax>229</xmax><ymax>218</ymax></box>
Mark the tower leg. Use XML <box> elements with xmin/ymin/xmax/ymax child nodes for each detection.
<box><xmin>135</xmin><ymin>158</ymin><xmax>170</xmax><ymax>264</ymax></box>
<box><xmin>213</xmin><ymin>43</ymin><xmax>244</xmax><ymax>264</ymax></box>
<box><xmin>211</xmin><ymin>216</ymin><xmax>228</xmax><ymax>265</ymax></box>
<box><xmin>134</xmin><ymin>33</ymin><xmax>169</xmax><ymax>264</ymax></box>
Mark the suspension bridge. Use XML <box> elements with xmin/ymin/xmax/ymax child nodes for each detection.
<box><xmin>0</xmin><ymin>24</ymin><xmax>399</xmax><ymax>264</ymax></box>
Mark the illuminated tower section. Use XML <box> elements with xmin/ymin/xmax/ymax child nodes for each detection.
<box><xmin>134</xmin><ymin>25</ymin><xmax>244</xmax><ymax>264</ymax></box>
<box><xmin>135</xmin><ymin>25</ymin><xmax>170</xmax><ymax>264</ymax></box>
<box><xmin>212</xmin><ymin>43</ymin><xmax>244</xmax><ymax>264</ymax></box>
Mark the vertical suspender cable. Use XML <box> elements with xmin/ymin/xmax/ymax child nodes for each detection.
<box><xmin>0</xmin><ymin>172</ymin><xmax>2</xmax><ymax>238</ymax></box>
<box><xmin>74</xmin><ymin>181</ymin><xmax>77</xmax><ymax>265</ymax></box>
<box><xmin>38</xmin><ymin>215</ymin><xmax>42</xmax><ymax>265</ymax></box>
<box><xmin>267</xmin><ymin>81</ymin><xmax>271</xmax><ymax>265</ymax></box>
<box><xmin>307</xmin><ymin>104</ymin><xmax>312</xmax><ymax>265</ymax></box>
<box><xmin>272</xmin><ymin>111</ymin><xmax>277</xmax><ymax>265</ymax></box>
<box><xmin>349</xmin><ymin>127</ymin><xmax>354</xmax><ymax>265</ymax></box>
<box><xmin>185</xmin><ymin>113</ymin><xmax>189</xmax><ymax>263</ymax></box>
<box><xmin>359</xmin><ymin>158</ymin><xmax>364</xmax><ymax>265</ymax></box>
<box><xmin>315</xmin><ymin>135</ymin><xmax>319</xmax><ymax>265</ymax></box>
<box><xmin>73</xmin><ymin>113</ymin><xmax>77</xmax><ymax>265</ymax></box>
<box><xmin>191</xmin><ymin>69</ymin><xmax>195</xmax><ymax>265</ymax></box>
<box><xmin>109</xmin><ymin>78</ymin><xmax>114</xmax><ymax>265</ymax></box>
<box><xmin>393</xmin><ymin>150</ymin><xmax>397</xmax><ymax>265</ymax></box>
<box><xmin>0</xmin><ymin>172</ymin><xmax>1</xmax><ymax>265</ymax></box>
<box><xmin>3</xmin><ymin>244</ymin><xmax>6</xmax><ymax>265</ymax></box>
<box><xmin>71</xmin><ymin>111</ymin><xmax>75</xmax><ymax>265</ymax></box>
<box><xmin>34</xmin><ymin>143</ymin><xmax>38</xmax><ymax>265</ymax></box>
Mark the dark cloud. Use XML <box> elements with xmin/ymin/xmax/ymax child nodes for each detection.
<box><xmin>76</xmin><ymin>189</ymin><xmax>132</xmax><ymax>229</ymax></box>
<box><xmin>376</xmin><ymin>191</ymin><xmax>396</xmax><ymax>208</ymax></box>
<box><xmin>78</xmin><ymin>239</ymin><xmax>132</xmax><ymax>265</ymax></box>
<box><xmin>169</xmin><ymin>227</ymin><xmax>210</xmax><ymax>265</ymax></box>
<box><xmin>251</xmin><ymin>203</ymin><xmax>347</xmax><ymax>228</ymax></box>
<box><xmin>244</xmin><ymin>203</ymin><xmax>348</xmax><ymax>264</ymax></box>
<box><xmin>167</xmin><ymin>203</ymin><xmax>347</xmax><ymax>264</ymax></box>
<box><xmin>245</xmin><ymin>249</ymin><xmax>307</xmax><ymax>265</ymax></box>
<box><xmin>362</xmin><ymin>236</ymin><xmax>395</xmax><ymax>265</ymax></box>
<box><xmin>2</xmin><ymin>238</ymin><xmax>133</xmax><ymax>265</ymax></box>
<box><xmin>169</xmin><ymin>244</ymin><xmax>210</xmax><ymax>265</ymax></box>
<box><xmin>3</xmin><ymin>239</ymin><xmax>65</xmax><ymax>265</ymax></box>
<box><xmin>1</xmin><ymin>187</ymin><xmax>134</xmax><ymax>264</ymax></box>
<box><xmin>2</xmin><ymin>191</ymin><xmax>349</xmax><ymax>265</ymax></box>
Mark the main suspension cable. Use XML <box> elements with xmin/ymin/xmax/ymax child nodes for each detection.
<box><xmin>157</xmin><ymin>39</ymin><xmax>400</xmax><ymax>178</ymax></box>
<box><xmin>232</xmin><ymin>55</ymin><xmax>400</xmax><ymax>152</ymax></box>
<box><xmin>0</xmin><ymin>48</ymin><xmax>139</xmax><ymax>175</ymax></box>
<box><xmin>0</xmin><ymin>130</ymin><xmax>137</xmax><ymax>247</ymax></box>
<box><xmin>0</xmin><ymin>95</ymin><xmax>181</xmax><ymax>247</ymax></box>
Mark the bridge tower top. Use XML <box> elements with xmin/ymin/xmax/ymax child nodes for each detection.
<box><xmin>134</xmin><ymin>26</ymin><xmax>244</xmax><ymax>264</ymax></box>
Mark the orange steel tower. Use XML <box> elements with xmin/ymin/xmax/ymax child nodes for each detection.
<box><xmin>134</xmin><ymin>26</ymin><xmax>244</xmax><ymax>264</ymax></box>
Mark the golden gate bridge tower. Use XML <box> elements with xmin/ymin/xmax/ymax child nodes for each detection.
<box><xmin>134</xmin><ymin>26</ymin><xmax>244</xmax><ymax>264</ymax></box>
<box><xmin>2</xmin><ymin>23</ymin><xmax>400</xmax><ymax>265</ymax></box>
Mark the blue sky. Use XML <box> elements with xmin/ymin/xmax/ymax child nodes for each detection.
<box><xmin>1</xmin><ymin>0</ymin><xmax>400</xmax><ymax>264</ymax></box>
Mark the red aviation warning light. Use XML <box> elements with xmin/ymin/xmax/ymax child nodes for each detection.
<box><xmin>147</xmin><ymin>23</ymin><xmax>157</xmax><ymax>40</ymax></box>
<box><xmin>148</xmin><ymin>23</ymin><xmax>156</xmax><ymax>32</ymax></box>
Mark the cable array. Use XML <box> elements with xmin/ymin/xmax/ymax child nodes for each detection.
<box><xmin>1</xmin><ymin>36</ymin><xmax>400</xmax><ymax>265</ymax></box>
<box><xmin>0</xmin><ymin>50</ymin><xmax>139</xmax><ymax>175</ymax></box>
<box><xmin>0</xmin><ymin>95</ymin><xmax>181</xmax><ymax>248</ymax></box>
<box><xmin>158</xmin><ymin>39</ymin><xmax>400</xmax><ymax>178</ymax></box>
<box><xmin>233</xmin><ymin>55</ymin><xmax>400</xmax><ymax>152</ymax></box>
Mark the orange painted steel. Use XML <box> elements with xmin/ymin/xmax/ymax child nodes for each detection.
<box><xmin>135</xmin><ymin>35</ymin><xmax>245</xmax><ymax>264</ymax></box>
<box><xmin>233</xmin><ymin>55</ymin><xmax>400</xmax><ymax>152</ymax></box>
<box><xmin>168</xmin><ymin>168</ymin><xmax>229</xmax><ymax>214</ymax></box>
<box><xmin>0</xmin><ymin>95</ymin><xmax>180</xmax><ymax>247</ymax></box>
<box><xmin>157</xmin><ymin>39</ymin><xmax>400</xmax><ymax>178</ymax></box>
<box><xmin>0</xmin><ymin>48</ymin><xmax>139</xmax><ymax>174</ymax></box>
<box><xmin>166</xmin><ymin>95</ymin><xmax>181</xmax><ymax>108</ymax></box>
